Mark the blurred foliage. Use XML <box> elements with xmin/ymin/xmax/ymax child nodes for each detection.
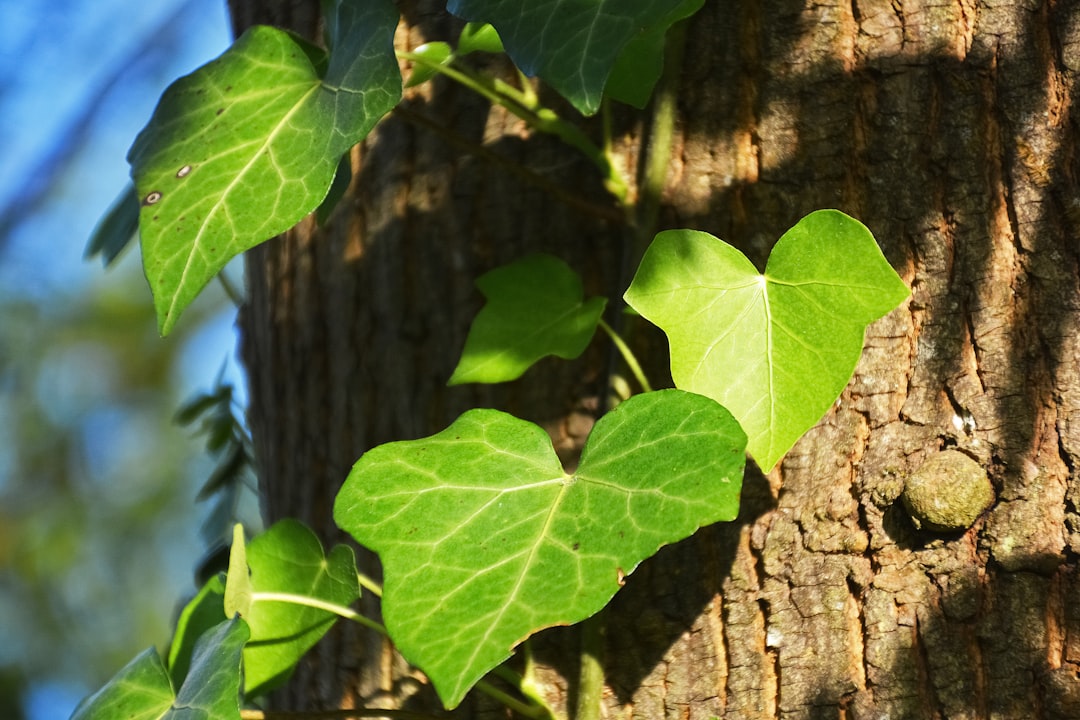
<box><xmin>0</xmin><ymin>2</ymin><xmax>235</xmax><ymax>716</ymax></box>
<box><xmin>0</xmin><ymin>264</ymin><xmax>236</xmax><ymax>687</ymax></box>
<box><xmin>175</xmin><ymin>375</ymin><xmax>259</xmax><ymax>585</ymax></box>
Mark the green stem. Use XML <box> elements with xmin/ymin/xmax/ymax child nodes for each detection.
<box><xmin>574</xmin><ymin>615</ymin><xmax>605</xmax><ymax>720</ymax></box>
<box><xmin>240</xmin><ymin>709</ymin><xmax>442</xmax><ymax>720</ymax></box>
<box><xmin>634</xmin><ymin>17</ymin><xmax>687</xmax><ymax>250</ymax></box>
<box><xmin>597</xmin><ymin>319</ymin><xmax>652</xmax><ymax>393</ymax></box>
<box><xmin>513</xmin><ymin>65</ymin><xmax>539</xmax><ymax>107</ymax></box>
<box><xmin>356</xmin><ymin>572</ymin><xmax>383</xmax><ymax>598</ymax></box>
<box><xmin>476</xmin><ymin>679</ymin><xmax>549</xmax><ymax>719</ymax></box>
<box><xmin>250</xmin><ymin>592</ymin><xmax>387</xmax><ymax>637</ymax></box>
<box><xmin>491</xmin><ymin>646</ymin><xmax>558</xmax><ymax>719</ymax></box>
<box><xmin>398</xmin><ymin>51</ymin><xmax>628</xmax><ymax>203</ymax></box>
<box><xmin>253</xmin><ymin>591</ymin><xmax>554</xmax><ymax>717</ymax></box>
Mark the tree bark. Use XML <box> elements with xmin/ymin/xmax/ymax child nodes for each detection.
<box><xmin>238</xmin><ymin>1</ymin><xmax>1080</xmax><ymax>718</ymax></box>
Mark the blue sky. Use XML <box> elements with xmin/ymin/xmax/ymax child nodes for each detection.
<box><xmin>0</xmin><ymin>0</ymin><xmax>230</xmax><ymax>302</ymax></box>
<box><xmin>0</xmin><ymin>1</ymin><xmax>240</xmax><ymax>717</ymax></box>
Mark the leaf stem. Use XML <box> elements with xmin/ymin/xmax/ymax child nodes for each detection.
<box><xmin>575</xmin><ymin>614</ymin><xmax>605</xmax><ymax>720</ymax></box>
<box><xmin>634</xmin><ymin>18</ymin><xmax>687</xmax><ymax>249</ymax></box>
<box><xmin>392</xmin><ymin>106</ymin><xmax>623</xmax><ymax>224</ymax></box>
<box><xmin>356</xmin><ymin>572</ymin><xmax>383</xmax><ymax>598</ymax></box>
<box><xmin>491</xmin><ymin>647</ymin><xmax>559</xmax><ymax>719</ymax></box>
<box><xmin>251</xmin><ymin>592</ymin><xmax>387</xmax><ymax>637</ymax></box>
<box><xmin>397</xmin><ymin>51</ymin><xmax>628</xmax><ymax>203</ymax></box>
<box><xmin>476</xmin><ymin>679</ymin><xmax>551</xmax><ymax>719</ymax></box>
<box><xmin>253</xmin><ymin>591</ymin><xmax>555</xmax><ymax>717</ymax></box>
<box><xmin>240</xmin><ymin>709</ymin><xmax>442</xmax><ymax>720</ymax></box>
<box><xmin>597</xmin><ymin>319</ymin><xmax>652</xmax><ymax>393</ymax></box>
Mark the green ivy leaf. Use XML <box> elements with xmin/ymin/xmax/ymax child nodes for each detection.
<box><xmin>223</xmin><ymin>520</ymin><xmax>359</xmax><ymax>698</ymax></box>
<box><xmin>72</xmin><ymin>617</ymin><xmax>248</xmax><ymax>720</ymax></box>
<box><xmin>604</xmin><ymin>0</ymin><xmax>704</xmax><ymax>108</ymax></box>
<box><xmin>449</xmin><ymin>254</ymin><xmax>607</xmax><ymax>385</ymax></box>
<box><xmin>334</xmin><ymin>389</ymin><xmax>746</xmax><ymax>708</ymax></box>
<box><xmin>167</xmin><ymin>574</ymin><xmax>227</xmax><ymax>688</ymax></box>
<box><xmin>129</xmin><ymin>0</ymin><xmax>400</xmax><ymax>335</ymax></box>
<box><xmin>624</xmin><ymin>210</ymin><xmax>910</xmax><ymax>471</ymax></box>
<box><xmin>445</xmin><ymin>0</ymin><xmax>689</xmax><ymax>115</ymax></box>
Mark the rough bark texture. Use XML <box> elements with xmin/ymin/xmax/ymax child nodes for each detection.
<box><xmin>237</xmin><ymin>1</ymin><xmax>1080</xmax><ymax>718</ymax></box>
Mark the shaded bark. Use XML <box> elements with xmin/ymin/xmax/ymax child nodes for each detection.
<box><xmin>238</xmin><ymin>1</ymin><xmax>1080</xmax><ymax>717</ymax></box>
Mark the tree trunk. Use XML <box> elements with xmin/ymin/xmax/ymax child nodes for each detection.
<box><xmin>237</xmin><ymin>1</ymin><xmax>1080</xmax><ymax>718</ymax></box>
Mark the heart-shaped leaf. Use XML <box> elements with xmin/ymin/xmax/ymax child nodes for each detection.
<box><xmin>334</xmin><ymin>389</ymin><xmax>745</xmax><ymax>708</ymax></box>
<box><xmin>449</xmin><ymin>254</ymin><xmax>607</xmax><ymax>385</ymax></box>
<box><xmin>223</xmin><ymin>520</ymin><xmax>359</xmax><ymax>697</ymax></box>
<box><xmin>72</xmin><ymin>617</ymin><xmax>248</xmax><ymax>720</ymax></box>
<box><xmin>624</xmin><ymin>210</ymin><xmax>910</xmax><ymax>471</ymax></box>
<box><xmin>445</xmin><ymin>0</ymin><xmax>690</xmax><ymax>115</ymax></box>
<box><xmin>129</xmin><ymin>0</ymin><xmax>400</xmax><ymax>334</ymax></box>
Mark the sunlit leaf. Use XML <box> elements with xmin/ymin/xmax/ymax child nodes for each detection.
<box><xmin>224</xmin><ymin>520</ymin><xmax>359</xmax><ymax>698</ymax></box>
<box><xmin>334</xmin><ymin>389</ymin><xmax>745</xmax><ymax>707</ymax></box>
<box><xmin>624</xmin><ymin>210</ymin><xmax>910</xmax><ymax>470</ymax></box>
<box><xmin>129</xmin><ymin>0</ymin><xmax>400</xmax><ymax>334</ymax></box>
<box><xmin>445</xmin><ymin>0</ymin><xmax>689</xmax><ymax>115</ymax></box>
<box><xmin>72</xmin><ymin>617</ymin><xmax>248</xmax><ymax>720</ymax></box>
<box><xmin>449</xmin><ymin>254</ymin><xmax>607</xmax><ymax>385</ymax></box>
<box><xmin>224</xmin><ymin>523</ymin><xmax>252</xmax><ymax>620</ymax></box>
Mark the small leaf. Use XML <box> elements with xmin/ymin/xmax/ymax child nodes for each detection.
<box><xmin>224</xmin><ymin>523</ymin><xmax>252</xmax><ymax>619</ymax></box>
<box><xmin>237</xmin><ymin>519</ymin><xmax>359</xmax><ymax>697</ymax></box>
<box><xmin>72</xmin><ymin>617</ymin><xmax>248</xmax><ymax>720</ymax></box>
<box><xmin>130</xmin><ymin>0</ymin><xmax>401</xmax><ymax>334</ymax></box>
<box><xmin>457</xmin><ymin>22</ymin><xmax>504</xmax><ymax>56</ymax></box>
<box><xmin>449</xmin><ymin>254</ymin><xmax>607</xmax><ymax>385</ymax></box>
<box><xmin>334</xmin><ymin>389</ymin><xmax>746</xmax><ymax>707</ymax></box>
<box><xmin>446</xmin><ymin>0</ymin><xmax>690</xmax><ymax>115</ymax></box>
<box><xmin>604</xmin><ymin>0</ymin><xmax>704</xmax><ymax>108</ymax></box>
<box><xmin>167</xmin><ymin>574</ymin><xmax>227</xmax><ymax>687</ymax></box>
<box><xmin>174</xmin><ymin>384</ymin><xmax>232</xmax><ymax>426</ymax></box>
<box><xmin>624</xmin><ymin>210</ymin><xmax>910</xmax><ymax>470</ymax></box>
<box><xmin>196</xmin><ymin>443</ymin><xmax>248</xmax><ymax>501</ymax></box>
<box><xmin>85</xmin><ymin>184</ymin><xmax>139</xmax><ymax>266</ymax></box>
<box><xmin>405</xmin><ymin>41</ymin><xmax>454</xmax><ymax>87</ymax></box>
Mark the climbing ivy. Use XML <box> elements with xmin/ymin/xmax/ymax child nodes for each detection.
<box><xmin>79</xmin><ymin>0</ymin><xmax>909</xmax><ymax>718</ymax></box>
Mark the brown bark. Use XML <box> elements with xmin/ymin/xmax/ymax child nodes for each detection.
<box><xmin>237</xmin><ymin>1</ymin><xmax>1080</xmax><ymax>718</ymax></box>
